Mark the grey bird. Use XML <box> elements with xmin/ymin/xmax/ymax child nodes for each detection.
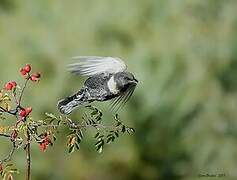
<box><xmin>57</xmin><ymin>56</ymin><xmax>138</xmax><ymax>115</ymax></box>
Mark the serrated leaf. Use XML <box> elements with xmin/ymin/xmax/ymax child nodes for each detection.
<box><xmin>68</xmin><ymin>145</ymin><xmax>75</xmax><ymax>153</ymax></box>
<box><xmin>111</xmin><ymin>136</ymin><xmax>115</xmax><ymax>142</ymax></box>
<box><xmin>95</xmin><ymin>140</ymin><xmax>103</xmax><ymax>147</ymax></box>
<box><xmin>94</xmin><ymin>132</ymin><xmax>100</xmax><ymax>138</ymax></box>
<box><xmin>57</xmin><ymin>120</ymin><xmax>61</xmax><ymax>126</ymax></box>
<box><xmin>107</xmin><ymin>134</ymin><xmax>113</xmax><ymax>138</ymax></box>
<box><xmin>97</xmin><ymin>135</ymin><xmax>104</xmax><ymax>139</ymax></box>
<box><xmin>96</xmin><ymin>144</ymin><xmax>103</xmax><ymax>153</ymax></box>
<box><xmin>114</xmin><ymin>114</ymin><xmax>119</xmax><ymax>121</ymax></box>
<box><xmin>91</xmin><ymin>110</ymin><xmax>98</xmax><ymax>116</ymax></box>
<box><xmin>79</xmin><ymin>130</ymin><xmax>83</xmax><ymax>138</ymax></box>
<box><xmin>5</xmin><ymin>164</ymin><xmax>13</xmax><ymax>169</ymax></box>
<box><xmin>114</xmin><ymin>132</ymin><xmax>119</xmax><ymax>137</ymax></box>
<box><xmin>122</xmin><ymin>125</ymin><xmax>126</xmax><ymax>133</ymax></box>
<box><xmin>8</xmin><ymin>169</ymin><xmax>19</xmax><ymax>174</ymax></box>
<box><xmin>53</xmin><ymin>135</ymin><xmax>57</xmax><ymax>141</ymax></box>
<box><xmin>95</xmin><ymin>116</ymin><xmax>102</xmax><ymax>122</ymax></box>
<box><xmin>106</xmin><ymin>137</ymin><xmax>112</xmax><ymax>144</ymax></box>
<box><xmin>127</xmin><ymin>127</ymin><xmax>135</xmax><ymax>134</ymax></box>
<box><xmin>75</xmin><ymin>142</ymin><xmax>80</xmax><ymax>150</ymax></box>
<box><xmin>130</xmin><ymin>128</ymin><xmax>135</xmax><ymax>133</ymax></box>
<box><xmin>45</xmin><ymin>113</ymin><xmax>57</xmax><ymax>120</ymax></box>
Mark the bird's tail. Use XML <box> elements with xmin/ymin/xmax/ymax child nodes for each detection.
<box><xmin>57</xmin><ymin>89</ymin><xmax>90</xmax><ymax>115</ymax></box>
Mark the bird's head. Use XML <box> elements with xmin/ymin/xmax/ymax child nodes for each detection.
<box><xmin>114</xmin><ymin>72</ymin><xmax>138</xmax><ymax>92</ymax></box>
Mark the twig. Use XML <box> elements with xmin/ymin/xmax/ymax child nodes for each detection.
<box><xmin>0</xmin><ymin>106</ymin><xmax>6</xmax><ymax>113</ymax></box>
<box><xmin>18</xmin><ymin>78</ymin><xmax>29</xmax><ymax>106</ymax></box>
<box><xmin>0</xmin><ymin>133</ymin><xmax>23</xmax><ymax>141</ymax></box>
<box><xmin>0</xmin><ymin>133</ymin><xmax>11</xmax><ymax>138</ymax></box>
<box><xmin>0</xmin><ymin>104</ymin><xmax>17</xmax><ymax>116</ymax></box>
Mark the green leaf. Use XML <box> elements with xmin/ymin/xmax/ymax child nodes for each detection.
<box><xmin>106</xmin><ymin>137</ymin><xmax>113</xmax><ymax>144</ymax></box>
<box><xmin>95</xmin><ymin>140</ymin><xmax>103</xmax><ymax>147</ymax></box>
<box><xmin>5</xmin><ymin>164</ymin><xmax>13</xmax><ymax>169</ymax></box>
<box><xmin>127</xmin><ymin>127</ymin><xmax>135</xmax><ymax>134</ymax></box>
<box><xmin>114</xmin><ymin>114</ymin><xmax>119</xmax><ymax>121</ymax></box>
<box><xmin>68</xmin><ymin>145</ymin><xmax>75</xmax><ymax>153</ymax></box>
<box><xmin>94</xmin><ymin>132</ymin><xmax>100</xmax><ymax>138</ymax></box>
<box><xmin>96</xmin><ymin>144</ymin><xmax>103</xmax><ymax>153</ymax></box>
<box><xmin>114</xmin><ymin>131</ymin><xmax>119</xmax><ymax>137</ymax></box>
<box><xmin>97</xmin><ymin>135</ymin><xmax>104</xmax><ymax>139</ymax></box>
<box><xmin>95</xmin><ymin>115</ymin><xmax>102</xmax><ymax>122</ymax></box>
<box><xmin>53</xmin><ymin>135</ymin><xmax>57</xmax><ymax>141</ymax></box>
<box><xmin>8</xmin><ymin>169</ymin><xmax>19</xmax><ymax>174</ymax></box>
<box><xmin>78</xmin><ymin>130</ymin><xmax>83</xmax><ymax>138</ymax></box>
<box><xmin>91</xmin><ymin>110</ymin><xmax>98</xmax><ymax>116</ymax></box>
<box><xmin>107</xmin><ymin>134</ymin><xmax>113</xmax><ymax>138</ymax></box>
<box><xmin>75</xmin><ymin>142</ymin><xmax>80</xmax><ymax>150</ymax></box>
<box><xmin>45</xmin><ymin>112</ymin><xmax>57</xmax><ymax>120</ymax></box>
<box><xmin>122</xmin><ymin>125</ymin><xmax>126</xmax><ymax>133</ymax></box>
<box><xmin>111</xmin><ymin>136</ymin><xmax>115</xmax><ymax>142</ymax></box>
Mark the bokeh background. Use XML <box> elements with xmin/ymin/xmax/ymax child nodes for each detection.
<box><xmin>0</xmin><ymin>0</ymin><xmax>237</xmax><ymax>179</ymax></box>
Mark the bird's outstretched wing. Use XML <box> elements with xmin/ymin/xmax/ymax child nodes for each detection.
<box><xmin>68</xmin><ymin>56</ymin><xmax>127</xmax><ymax>76</ymax></box>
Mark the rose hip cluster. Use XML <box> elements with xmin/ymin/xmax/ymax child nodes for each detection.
<box><xmin>4</xmin><ymin>64</ymin><xmax>41</xmax><ymax>92</ymax></box>
<box><xmin>2</xmin><ymin>64</ymin><xmax>41</xmax><ymax>119</ymax></box>
<box><xmin>20</xmin><ymin>64</ymin><xmax>41</xmax><ymax>81</ymax></box>
<box><xmin>39</xmin><ymin>133</ymin><xmax>52</xmax><ymax>152</ymax></box>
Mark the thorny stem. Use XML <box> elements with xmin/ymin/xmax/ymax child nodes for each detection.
<box><xmin>25</xmin><ymin>130</ymin><xmax>31</xmax><ymax>180</ymax></box>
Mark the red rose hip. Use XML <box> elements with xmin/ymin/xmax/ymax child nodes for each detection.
<box><xmin>25</xmin><ymin>107</ymin><xmax>32</xmax><ymax>115</ymax></box>
<box><xmin>4</xmin><ymin>82</ymin><xmax>13</xmax><ymax>90</ymax></box>
<box><xmin>24</xmin><ymin>64</ymin><xmax>31</xmax><ymax>73</ymax></box>
<box><xmin>30</xmin><ymin>72</ymin><xmax>41</xmax><ymax>81</ymax></box>
<box><xmin>19</xmin><ymin>109</ymin><xmax>26</xmax><ymax>117</ymax></box>
<box><xmin>20</xmin><ymin>68</ymin><xmax>27</xmax><ymax>76</ymax></box>
<box><xmin>11</xmin><ymin>81</ymin><xmax>17</xmax><ymax>88</ymax></box>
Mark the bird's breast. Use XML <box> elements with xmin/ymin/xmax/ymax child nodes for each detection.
<box><xmin>107</xmin><ymin>76</ymin><xmax>119</xmax><ymax>94</ymax></box>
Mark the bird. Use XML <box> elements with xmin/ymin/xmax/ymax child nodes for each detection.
<box><xmin>57</xmin><ymin>56</ymin><xmax>138</xmax><ymax>115</ymax></box>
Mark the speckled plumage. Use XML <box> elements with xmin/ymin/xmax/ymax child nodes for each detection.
<box><xmin>57</xmin><ymin>56</ymin><xmax>138</xmax><ymax>115</ymax></box>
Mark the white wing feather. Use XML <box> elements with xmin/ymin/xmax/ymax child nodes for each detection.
<box><xmin>68</xmin><ymin>56</ymin><xmax>127</xmax><ymax>76</ymax></box>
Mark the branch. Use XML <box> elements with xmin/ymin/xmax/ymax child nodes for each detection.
<box><xmin>0</xmin><ymin>133</ymin><xmax>22</xmax><ymax>141</ymax></box>
<box><xmin>0</xmin><ymin>133</ymin><xmax>11</xmax><ymax>138</ymax></box>
<box><xmin>0</xmin><ymin>106</ymin><xmax>6</xmax><ymax>113</ymax></box>
<box><xmin>25</xmin><ymin>130</ymin><xmax>31</xmax><ymax>180</ymax></box>
<box><xmin>18</xmin><ymin>78</ymin><xmax>30</xmax><ymax>106</ymax></box>
<box><xmin>0</xmin><ymin>104</ymin><xmax>18</xmax><ymax>116</ymax></box>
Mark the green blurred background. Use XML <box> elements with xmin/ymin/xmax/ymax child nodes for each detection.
<box><xmin>0</xmin><ymin>0</ymin><xmax>237</xmax><ymax>179</ymax></box>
